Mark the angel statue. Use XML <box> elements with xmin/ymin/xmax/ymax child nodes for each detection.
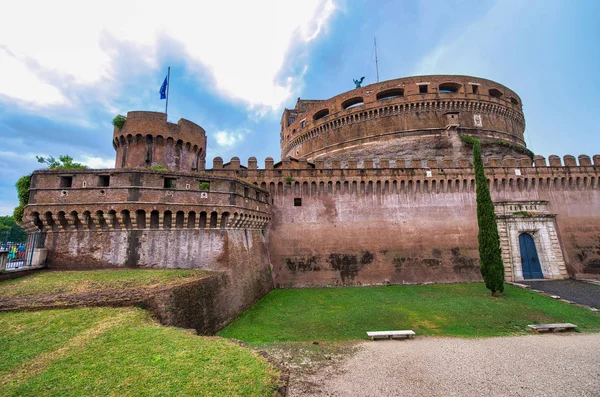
<box><xmin>353</xmin><ymin>76</ymin><xmax>365</xmax><ymax>88</ymax></box>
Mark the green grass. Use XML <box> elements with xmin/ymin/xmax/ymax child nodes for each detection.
<box><xmin>218</xmin><ymin>283</ymin><xmax>600</xmax><ymax>342</ymax></box>
<box><xmin>0</xmin><ymin>269</ymin><xmax>212</xmax><ymax>298</ymax></box>
<box><xmin>0</xmin><ymin>308</ymin><xmax>279</xmax><ymax>396</ymax></box>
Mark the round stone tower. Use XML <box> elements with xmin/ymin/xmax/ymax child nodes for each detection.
<box><xmin>280</xmin><ymin>75</ymin><xmax>526</xmax><ymax>164</ymax></box>
<box><xmin>112</xmin><ymin>111</ymin><xmax>207</xmax><ymax>171</ymax></box>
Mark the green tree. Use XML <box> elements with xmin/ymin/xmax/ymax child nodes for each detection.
<box><xmin>36</xmin><ymin>155</ymin><xmax>88</xmax><ymax>170</ymax></box>
<box><xmin>470</xmin><ymin>138</ymin><xmax>504</xmax><ymax>295</ymax></box>
<box><xmin>0</xmin><ymin>215</ymin><xmax>27</xmax><ymax>243</ymax></box>
<box><xmin>14</xmin><ymin>174</ymin><xmax>31</xmax><ymax>223</ymax></box>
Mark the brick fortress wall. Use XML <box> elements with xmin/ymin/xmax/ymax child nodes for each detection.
<box><xmin>281</xmin><ymin>75</ymin><xmax>526</xmax><ymax>164</ymax></box>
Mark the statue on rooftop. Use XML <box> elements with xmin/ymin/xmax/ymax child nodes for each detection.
<box><xmin>353</xmin><ymin>76</ymin><xmax>365</xmax><ymax>88</ymax></box>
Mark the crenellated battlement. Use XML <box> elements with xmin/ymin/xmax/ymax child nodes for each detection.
<box><xmin>207</xmin><ymin>153</ymin><xmax>600</xmax><ymax>170</ymax></box>
<box><xmin>112</xmin><ymin>111</ymin><xmax>207</xmax><ymax>171</ymax></box>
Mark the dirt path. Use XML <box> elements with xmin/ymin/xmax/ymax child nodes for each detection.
<box><xmin>289</xmin><ymin>333</ymin><xmax>600</xmax><ymax>396</ymax></box>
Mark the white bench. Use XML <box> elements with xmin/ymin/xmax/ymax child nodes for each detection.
<box><xmin>527</xmin><ymin>323</ymin><xmax>577</xmax><ymax>333</ymax></box>
<box><xmin>366</xmin><ymin>330</ymin><xmax>415</xmax><ymax>340</ymax></box>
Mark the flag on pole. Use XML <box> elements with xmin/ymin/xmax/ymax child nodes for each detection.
<box><xmin>159</xmin><ymin>75</ymin><xmax>168</xmax><ymax>99</ymax></box>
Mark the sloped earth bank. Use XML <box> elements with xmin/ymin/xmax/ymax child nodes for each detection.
<box><xmin>275</xmin><ymin>334</ymin><xmax>600</xmax><ymax>397</ymax></box>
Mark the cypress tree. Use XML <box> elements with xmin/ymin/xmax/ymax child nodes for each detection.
<box><xmin>471</xmin><ymin>138</ymin><xmax>504</xmax><ymax>294</ymax></box>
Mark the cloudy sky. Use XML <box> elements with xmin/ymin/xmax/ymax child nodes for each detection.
<box><xmin>1</xmin><ymin>0</ymin><xmax>599</xmax><ymax>215</ymax></box>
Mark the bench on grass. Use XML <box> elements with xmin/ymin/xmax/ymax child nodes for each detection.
<box><xmin>527</xmin><ymin>323</ymin><xmax>577</xmax><ymax>333</ymax></box>
<box><xmin>366</xmin><ymin>330</ymin><xmax>415</xmax><ymax>340</ymax></box>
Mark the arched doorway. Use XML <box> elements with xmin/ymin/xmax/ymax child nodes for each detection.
<box><xmin>519</xmin><ymin>233</ymin><xmax>543</xmax><ymax>279</ymax></box>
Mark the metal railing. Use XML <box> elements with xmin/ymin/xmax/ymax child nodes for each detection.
<box><xmin>1</xmin><ymin>232</ymin><xmax>45</xmax><ymax>271</ymax></box>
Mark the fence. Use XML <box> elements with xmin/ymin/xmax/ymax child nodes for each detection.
<box><xmin>1</xmin><ymin>232</ymin><xmax>46</xmax><ymax>271</ymax></box>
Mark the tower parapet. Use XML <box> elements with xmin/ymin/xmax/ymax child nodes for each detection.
<box><xmin>113</xmin><ymin>111</ymin><xmax>207</xmax><ymax>171</ymax></box>
<box><xmin>281</xmin><ymin>75</ymin><xmax>525</xmax><ymax>162</ymax></box>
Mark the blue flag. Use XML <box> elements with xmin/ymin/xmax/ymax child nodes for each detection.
<box><xmin>159</xmin><ymin>75</ymin><xmax>168</xmax><ymax>99</ymax></box>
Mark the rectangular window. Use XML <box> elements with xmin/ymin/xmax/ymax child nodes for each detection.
<box><xmin>244</xmin><ymin>187</ymin><xmax>249</xmax><ymax>197</ymax></box>
<box><xmin>256</xmin><ymin>191</ymin><xmax>260</xmax><ymax>201</ymax></box>
<box><xmin>472</xmin><ymin>85</ymin><xmax>479</xmax><ymax>94</ymax></box>
<box><xmin>294</xmin><ymin>197</ymin><xmax>302</xmax><ymax>206</ymax></box>
<box><xmin>59</xmin><ymin>176</ymin><xmax>73</xmax><ymax>188</ymax></box>
<box><xmin>164</xmin><ymin>177</ymin><xmax>176</xmax><ymax>189</ymax></box>
<box><xmin>419</xmin><ymin>84</ymin><xmax>428</xmax><ymax>94</ymax></box>
<box><xmin>301</xmin><ymin>120</ymin><xmax>306</xmax><ymax>128</ymax></box>
<box><xmin>288</xmin><ymin>116</ymin><xmax>295</xmax><ymax>126</ymax></box>
<box><xmin>98</xmin><ymin>175</ymin><xmax>110</xmax><ymax>187</ymax></box>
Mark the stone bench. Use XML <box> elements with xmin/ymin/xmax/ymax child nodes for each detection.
<box><xmin>367</xmin><ymin>330</ymin><xmax>415</xmax><ymax>340</ymax></box>
<box><xmin>527</xmin><ymin>323</ymin><xmax>577</xmax><ymax>333</ymax></box>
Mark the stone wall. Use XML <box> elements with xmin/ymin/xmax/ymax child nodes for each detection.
<box><xmin>44</xmin><ymin>229</ymin><xmax>274</xmax><ymax>329</ymax></box>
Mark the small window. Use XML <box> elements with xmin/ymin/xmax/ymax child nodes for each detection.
<box><xmin>313</xmin><ymin>109</ymin><xmax>330</xmax><ymax>120</ymax></box>
<box><xmin>256</xmin><ymin>191</ymin><xmax>260</xmax><ymax>201</ymax></box>
<box><xmin>244</xmin><ymin>187</ymin><xmax>249</xmax><ymax>197</ymax></box>
<box><xmin>376</xmin><ymin>88</ymin><xmax>404</xmax><ymax>100</ymax></box>
<box><xmin>419</xmin><ymin>84</ymin><xmax>428</xmax><ymax>94</ymax></box>
<box><xmin>341</xmin><ymin>97</ymin><xmax>364</xmax><ymax>109</ymax></box>
<box><xmin>472</xmin><ymin>85</ymin><xmax>479</xmax><ymax>94</ymax></box>
<box><xmin>439</xmin><ymin>83</ymin><xmax>461</xmax><ymax>93</ymax></box>
<box><xmin>301</xmin><ymin>120</ymin><xmax>306</xmax><ymax>128</ymax></box>
<box><xmin>489</xmin><ymin>88</ymin><xmax>503</xmax><ymax>98</ymax></box>
<box><xmin>98</xmin><ymin>175</ymin><xmax>110</xmax><ymax>187</ymax></box>
<box><xmin>288</xmin><ymin>116</ymin><xmax>295</xmax><ymax>126</ymax></box>
<box><xmin>510</xmin><ymin>97</ymin><xmax>519</xmax><ymax>105</ymax></box>
<box><xmin>60</xmin><ymin>176</ymin><xmax>73</xmax><ymax>188</ymax></box>
<box><xmin>294</xmin><ymin>197</ymin><xmax>302</xmax><ymax>206</ymax></box>
<box><xmin>164</xmin><ymin>177</ymin><xmax>176</xmax><ymax>189</ymax></box>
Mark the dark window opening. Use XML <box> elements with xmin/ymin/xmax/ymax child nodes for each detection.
<box><xmin>288</xmin><ymin>116</ymin><xmax>295</xmax><ymax>126</ymax></box>
<box><xmin>164</xmin><ymin>177</ymin><xmax>176</xmax><ymax>189</ymax></box>
<box><xmin>419</xmin><ymin>85</ymin><xmax>428</xmax><ymax>94</ymax></box>
<box><xmin>489</xmin><ymin>88</ymin><xmax>503</xmax><ymax>98</ymax></box>
<box><xmin>439</xmin><ymin>83</ymin><xmax>461</xmax><ymax>93</ymax></box>
<box><xmin>60</xmin><ymin>176</ymin><xmax>73</xmax><ymax>188</ymax></box>
<box><xmin>313</xmin><ymin>108</ymin><xmax>330</xmax><ymax>120</ymax></box>
<box><xmin>98</xmin><ymin>175</ymin><xmax>110</xmax><ymax>187</ymax></box>
<box><xmin>256</xmin><ymin>191</ymin><xmax>260</xmax><ymax>201</ymax></box>
<box><xmin>472</xmin><ymin>85</ymin><xmax>479</xmax><ymax>94</ymax></box>
<box><xmin>244</xmin><ymin>187</ymin><xmax>249</xmax><ymax>197</ymax></box>
<box><xmin>341</xmin><ymin>97</ymin><xmax>364</xmax><ymax>109</ymax></box>
<box><xmin>376</xmin><ymin>88</ymin><xmax>404</xmax><ymax>100</ymax></box>
<box><xmin>294</xmin><ymin>197</ymin><xmax>302</xmax><ymax>206</ymax></box>
<box><xmin>510</xmin><ymin>97</ymin><xmax>519</xmax><ymax>105</ymax></box>
<box><xmin>301</xmin><ymin>120</ymin><xmax>306</xmax><ymax>128</ymax></box>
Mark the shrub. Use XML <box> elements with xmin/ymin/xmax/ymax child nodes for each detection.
<box><xmin>199</xmin><ymin>182</ymin><xmax>210</xmax><ymax>191</ymax></box>
<box><xmin>14</xmin><ymin>174</ymin><xmax>31</xmax><ymax>223</ymax></box>
<box><xmin>471</xmin><ymin>138</ymin><xmax>504</xmax><ymax>295</ymax></box>
<box><xmin>112</xmin><ymin>115</ymin><xmax>126</xmax><ymax>129</ymax></box>
<box><xmin>150</xmin><ymin>164</ymin><xmax>167</xmax><ymax>171</ymax></box>
<box><xmin>36</xmin><ymin>155</ymin><xmax>88</xmax><ymax>170</ymax></box>
<box><xmin>285</xmin><ymin>176</ymin><xmax>294</xmax><ymax>185</ymax></box>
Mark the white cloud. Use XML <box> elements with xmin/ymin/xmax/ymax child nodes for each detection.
<box><xmin>0</xmin><ymin>0</ymin><xmax>337</xmax><ymax>110</ymax></box>
<box><xmin>214</xmin><ymin>129</ymin><xmax>250</xmax><ymax>148</ymax></box>
<box><xmin>79</xmin><ymin>155</ymin><xmax>114</xmax><ymax>169</ymax></box>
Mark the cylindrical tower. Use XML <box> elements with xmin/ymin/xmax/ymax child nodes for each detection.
<box><xmin>113</xmin><ymin>111</ymin><xmax>207</xmax><ymax>171</ymax></box>
<box><xmin>280</xmin><ymin>75</ymin><xmax>526</xmax><ymax>163</ymax></box>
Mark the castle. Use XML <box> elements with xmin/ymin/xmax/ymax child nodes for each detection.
<box><xmin>20</xmin><ymin>75</ymin><xmax>600</xmax><ymax>326</ymax></box>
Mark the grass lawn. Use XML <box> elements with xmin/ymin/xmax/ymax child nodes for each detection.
<box><xmin>0</xmin><ymin>269</ymin><xmax>212</xmax><ymax>298</ymax></box>
<box><xmin>0</xmin><ymin>308</ymin><xmax>279</xmax><ymax>396</ymax></box>
<box><xmin>218</xmin><ymin>283</ymin><xmax>600</xmax><ymax>342</ymax></box>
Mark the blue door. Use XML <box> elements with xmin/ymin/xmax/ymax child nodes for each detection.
<box><xmin>519</xmin><ymin>233</ymin><xmax>543</xmax><ymax>279</ymax></box>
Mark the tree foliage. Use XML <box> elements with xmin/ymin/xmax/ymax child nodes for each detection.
<box><xmin>112</xmin><ymin>115</ymin><xmax>126</xmax><ymax>129</ymax></box>
<box><xmin>36</xmin><ymin>155</ymin><xmax>88</xmax><ymax>170</ymax></box>
<box><xmin>0</xmin><ymin>215</ymin><xmax>27</xmax><ymax>242</ymax></box>
<box><xmin>471</xmin><ymin>138</ymin><xmax>505</xmax><ymax>294</ymax></box>
<box><xmin>14</xmin><ymin>174</ymin><xmax>32</xmax><ymax>223</ymax></box>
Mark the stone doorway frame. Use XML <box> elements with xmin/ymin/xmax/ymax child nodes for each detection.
<box><xmin>495</xmin><ymin>200</ymin><xmax>568</xmax><ymax>282</ymax></box>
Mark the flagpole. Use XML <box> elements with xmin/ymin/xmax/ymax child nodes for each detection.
<box><xmin>165</xmin><ymin>66</ymin><xmax>170</xmax><ymax>117</ymax></box>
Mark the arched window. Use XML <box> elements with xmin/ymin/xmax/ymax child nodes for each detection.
<box><xmin>439</xmin><ymin>83</ymin><xmax>461</xmax><ymax>93</ymax></box>
<box><xmin>510</xmin><ymin>97</ymin><xmax>519</xmax><ymax>105</ymax></box>
<box><xmin>489</xmin><ymin>88</ymin><xmax>503</xmax><ymax>98</ymax></box>
<box><xmin>341</xmin><ymin>97</ymin><xmax>364</xmax><ymax>109</ymax></box>
<box><xmin>376</xmin><ymin>88</ymin><xmax>404</xmax><ymax>100</ymax></box>
<box><xmin>313</xmin><ymin>109</ymin><xmax>329</xmax><ymax>120</ymax></box>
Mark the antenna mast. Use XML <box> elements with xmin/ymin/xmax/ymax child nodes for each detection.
<box><xmin>374</xmin><ymin>37</ymin><xmax>380</xmax><ymax>83</ymax></box>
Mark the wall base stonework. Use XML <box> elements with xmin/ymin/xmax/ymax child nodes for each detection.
<box><xmin>44</xmin><ymin>229</ymin><xmax>273</xmax><ymax>331</ymax></box>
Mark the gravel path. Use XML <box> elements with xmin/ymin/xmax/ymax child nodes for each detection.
<box><xmin>520</xmin><ymin>280</ymin><xmax>600</xmax><ymax>309</ymax></box>
<box><xmin>290</xmin><ymin>333</ymin><xmax>600</xmax><ymax>396</ymax></box>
